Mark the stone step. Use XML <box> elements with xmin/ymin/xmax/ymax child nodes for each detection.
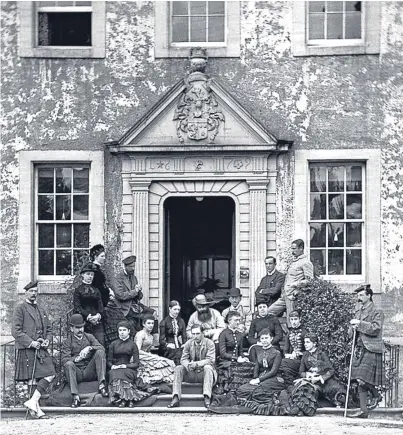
<box><xmin>154</xmin><ymin>394</ymin><xmax>204</xmax><ymax>407</ymax></box>
<box><xmin>178</xmin><ymin>382</ymin><xmax>203</xmax><ymax>394</ymax></box>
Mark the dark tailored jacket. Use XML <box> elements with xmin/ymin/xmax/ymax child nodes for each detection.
<box><xmin>219</xmin><ymin>327</ymin><xmax>243</xmax><ymax>361</ymax></box>
<box><xmin>92</xmin><ymin>264</ymin><xmax>110</xmax><ymax>307</ymax></box>
<box><xmin>299</xmin><ymin>348</ymin><xmax>334</xmax><ymax>382</ymax></box>
<box><xmin>283</xmin><ymin>326</ymin><xmax>308</xmax><ymax>355</ymax></box>
<box><xmin>353</xmin><ymin>301</ymin><xmax>384</xmax><ymax>354</ymax></box>
<box><xmin>255</xmin><ymin>270</ymin><xmax>285</xmax><ymax>305</ymax></box>
<box><xmin>248</xmin><ymin>315</ymin><xmax>283</xmax><ymax>347</ymax></box>
<box><xmin>159</xmin><ymin>315</ymin><xmax>187</xmax><ymax>349</ymax></box>
<box><xmin>73</xmin><ymin>283</ymin><xmax>104</xmax><ymax>320</ymax></box>
<box><xmin>61</xmin><ymin>332</ymin><xmax>104</xmax><ymax>368</ymax></box>
<box><xmin>253</xmin><ymin>346</ymin><xmax>282</xmax><ymax>382</ymax></box>
<box><xmin>107</xmin><ymin>338</ymin><xmax>139</xmax><ymax>371</ymax></box>
<box><xmin>12</xmin><ymin>301</ymin><xmax>52</xmax><ymax>350</ymax></box>
<box><xmin>181</xmin><ymin>337</ymin><xmax>217</xmax><ymax>375</ymax></box>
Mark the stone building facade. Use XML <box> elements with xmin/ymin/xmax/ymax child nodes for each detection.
<box><xmin>1</xmin><ymin>1</ymin><xmax>402</xmax><ymax>346</ymax></box>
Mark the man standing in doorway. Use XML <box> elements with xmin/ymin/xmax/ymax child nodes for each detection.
<box><xmin>268</xmin><ymin>239</ymin><xmax>314</xmax><ymax>321</ymax></box>
<box><xmin>255</xmin><ymin>256</ymin><xmax>285</xmax><ymax>307</ymax></box>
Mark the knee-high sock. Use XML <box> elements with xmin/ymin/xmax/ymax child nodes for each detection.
<box><xmin>358</xmin><ymin>385</ymin><xmax>368</xmax><ymax>412</ymax></box>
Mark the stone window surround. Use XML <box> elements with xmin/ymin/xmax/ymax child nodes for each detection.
<box><xmin>154</xmin><ymin>1</ymin><xmax>241</xmax><ymax>58</ymax></box>
<box><xmin>292</xmin><ymin>1</ymin><xmax>381</xmax><ymax>56</ymax></box>
<box><xmin>18</xmin><ymin>1</ymin><xmax>106</xmax><ymax>58</ymax></box>
<box><xmin>294</xmin><ymin>149</ymin><xmax>381</xmax><ymax>292</ymax></box>
<box><xmin>18</xmin><ymin>150</ymin><xmax>104</xmax><ymax>294</ymax></box>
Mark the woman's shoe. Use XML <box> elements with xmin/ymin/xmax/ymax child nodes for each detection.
<box><xmin>71</xmin><ymin>396</ymin><xmax>81</xmax><ymax>408</ymax></box>
<box><xmin>128</xmin><ymin>401</ymin><xmax>135</xmax><ymax>408</ymax></box>
<box><xmin>118</xmin><ymin>400</ymin><xmax>127</xmax><ymax>408</ymax></box>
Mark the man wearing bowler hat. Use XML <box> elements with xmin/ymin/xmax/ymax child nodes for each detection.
<box><xmin>113</xmin><ymin>255</ymin><xmax>158</xmax><ymax>335</ymax></box>
<box><xmin>61</xmin><ymin>313</ymin><xmax>108</xmax><ymax>408</ymax></box>
<box><xmin>12</xmin><ymin>281</ymin><xmax>56</xmax><ymax>419</ymax></box>
<box><xmin>186</xmin><ymin>294</ymin><xmax>225</xmax><ymax>342</ymax></box>
<box><xmin>222</xmin><ymin>287</ymin><xmax>252</xmax><ymax>333</ymax></box>
<box><xmin>348</xmin><ymin>284</ymin><xmax>384</xmax><ymax>419</ymax></box>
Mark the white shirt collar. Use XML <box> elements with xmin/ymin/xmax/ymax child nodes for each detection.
<box><xmin>266</xmin><ymin>269</ymin><xmax>276</xmax><ymax>276</ymax></box>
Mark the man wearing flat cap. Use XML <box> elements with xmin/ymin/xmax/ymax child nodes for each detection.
<box><xmin>348</xmin><ymin>284</ymin><xmax>384</xmax><ymax>419</ymax></box>
<box><xmin>61</xmin><ymin>313</ymin><xmax>108</xmax><ymax>408</ymax></box>
<box><xmin>112</xmin><ymin>255</ymin><xmax>158</xmax><ymax>335</ymax></box>
<box><xmin>12</xmin><ymin>281</ymin><xmax>56</xmax><ymax>418</ymax></box>
<box><xmin>186</xmin><ymin>294</ymin><xmax>225</xmax><ymax>341</ymax></box>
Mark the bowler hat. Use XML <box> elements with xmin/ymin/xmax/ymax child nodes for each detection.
<box><xmin>80</xmin><ymin>262</ymin><xmax>97</xmax><ymax>274</ymax></box>
<box><xmin>228</xmin><ymin>287</ymin><xmax>242</xmax><ymax>298</ymax></box>
<box><xmin>24</xmin><ymin>281</ymin><xmax>38</xmax><ymax>291</ymax></box>
<box><xmin>354</xmin><ymin>284</ymin><xmax>373</xmax><ymax>297</ymax></box>
<box><xmin>69</xmin><ymin>314</ymin><xmax>85</xmax><ymax>327</ymax></box>
<box><xmin>192</xmin><ymin>294</ymin><xmax>215</xmax><ymax>307</ymax></box>
<box><xmin>122</xmin><ymin>255</ymin><xmax>137</xmax><ymax>265</ymax></box>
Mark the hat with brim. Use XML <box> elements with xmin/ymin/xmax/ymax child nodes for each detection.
<box><xmin>228</xmin><ymin>287</ymin><xmax>242</xmax><ymax>298</ymax></box>
<box><xmin>354</xmin><ymin>284</ymin><xmax>373</xmax><ymax>297</ymax></box>
<box><xmin>192</xmin><ymin>294</ymin><xmax>216</xmax><ymax>308</ymax></box>
<box><xmin>122</xmin><ymin>255</ymin><xmax>137</xmax><ymax>265</ymax></box>
<box><xmin>69</xmin><ymin>313</ymin><xmax>85</xmax><ymax>327</ymax></box>
<box><xmin>24</xmin><ymin>281</ymin><xmax>38</xmax><ymax>291</ymax></box>
<box><xmin>80</xmin><ymin>262</ymin><xmax>97</xmax><ymax>274</ymax></box>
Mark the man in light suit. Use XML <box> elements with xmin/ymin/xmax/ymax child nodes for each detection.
<box><xmin>112</xmin><ymin>255</ymin><xmax>157</xmax><ymax>334</ymax></box>
<box><xmin>167</xmin><ymin>324</ymin><xmax>217</xmax><ymax>409</ymax></box>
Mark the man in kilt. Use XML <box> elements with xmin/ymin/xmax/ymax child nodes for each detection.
<box><xmin>348</xmin><ymin>284</ymin><xmax>384</xmax><ymax>418</ymax></box>
<box><xmin>12</xmin><ymin>281</ymin><xmax>56</xmax><ymax>418</ymax></box>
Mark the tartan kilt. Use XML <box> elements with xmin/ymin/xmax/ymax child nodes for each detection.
<box><xmin>351</xmin><ymin>345</ymin><xmax>383</xmax><ymax>386</ymax></box>
<box><xmin>15</xmin><ymin>348</ymin><xmax>56</xmax><ymax>382</ymax></box>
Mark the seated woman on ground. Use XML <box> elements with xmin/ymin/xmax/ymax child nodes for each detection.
<box><xmin>108</xmin><ymin>321</ymin><xmax>157</xmax><ymax>408</ymax></box>
<box><xmin>159</xmin><ymin>300</ymin><xmax>187</xmax><ymax>365</ymax></box>
<box><xmin>237</xmin><ymin>328</ymin><xmax>285</xmax><ymax>401</ymax></box>
<box><xmin>73</xmin><ymin>262</ymin><xmax>105</xmax><ymax>346</ymax></box>
<box><xmin>135</xmin><ymin>315</ymin><xmax>176</xmax><ymax>384</ymax></box>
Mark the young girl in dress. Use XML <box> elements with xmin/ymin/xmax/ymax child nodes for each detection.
<box><xmin>135</xmin><ymin>315</ymin><xmax>175</xmax><ymax>384</ymax></box>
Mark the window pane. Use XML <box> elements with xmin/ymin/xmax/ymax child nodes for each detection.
<box><xmin>38</xmin><ymin>250</ymin><xmax>54</xmax><ymax>275</ymax></box>
<box><xmin>74</xmin><ymin>224</ymin><xmax>90</xmax><ymax>248</ymax></box>
<box><xmin>328</xmin><ymin>223</ymin><xmax>344</xmax><ymax>247</ymax></box>
<box><xmin>214</xmin><ymin>259</ymin><xmax>229</xmax><ymax>288</ymax></box>
<box><xmin>328</xmin><ymin>250</ymin><xmax>344</xmax><ymax>275</ymax></box>
<box><xmin>327</xmin><ymin>1</ymin><xmax>343</xmax><ymax>12</ymax></box>
<box><xmin>191</xmin><ymin>1</ymin><xmax>206</xmax><ymax>15</ymax></box>
<box><xmin>172</xmin><ymin>1</ymin><xmax>188</xmax><ymax>15</ymax></box>
<box><xmin>38</xmin><ymin>12</ymin><xmax>92</xmax><ymax>46</ymax></box>
<box><xmin>209</xmin><ymin>1</ymin><xmax>225</xmax><ymax>15</ymax></box>
<box><xmin>328</xmin><ymin>166</ymin><xmax>344</xmax><ymax>192</ymax></box>
<box><xmin>346</xmin><ymin>194</ymin><xmax>362</xmax><ymax>219</ymax></box>
<box><xmin>309</xmin><ymin>14</ymin><xmax>325</xmax><ymax>39</ymax></box>
<box><xmin>327</xmin><ymin>13</ymin><xmax>343</xmax><ymax>39</ymax></box>
<box><xmin>56</xmin><ymin>168</ymin><xmax>72</xmax><ymax>193</ymax></box>
<box><xmin>309</xmin><ymin>1</ymin><xmax>325</xmax><ymax>13</ymax></box>
<box><xmin>310</xmin><ymin>223</ymin><xmax>326</xmax><ymax>247</ymax></box>
<box><xmin>310</xmin><ymin>250</ymin><xmax>326</xmax><ymax>275</ymax></box>
<box><xmin>329</xmin><ymin>194</ymin><xmax>344</xmax><ymax>219</ymax></box>
<box><xmin>38</xmin><ymin>168</ymin><xmax>54</xmax><ymax>193</ymax></box>
<box><xmin>346</xmin><ymin>1</ymin><xmax>361</xmax><ymax>12</ymax></box>
<box><xmin>172</xmin><ymin>16</ymin><xmax>189</xmax><ymax>42</ymax></box>
<box><xmin>56</xmin><ymin>250</ymin><xmax>72</xmax><ymax>275</ymax></box>
<box><xmin>38</xmin><ymin>224</ymin><xmax>54</xmax><ymax>248</ymax></box>
<box><xmin>56</xmin><ymin>224</ymin><xmax>72</xmax><ymax>248</ymax></box>
<box><xmin>310</xmin><ymin>165</ymin><xmax>326</xmax><ymax>192</ymax></box>
<box><xmin>73</xmin><ymin>195</ymin><xmax>89</xmax><ymax>220</ymax></box>
<box><xmin>345</xmin><ymin>13</ymin><xmax>361</xmax><ymax>39</ymax></box>
<box><xmin>38</xmin><ymin>195</ymin><xmax>54</xmax><ymax>220</ymax></box>
<box><xmin>191</xmin><ymin>16</ymin><xmax>206</xmax><ymax>42</ymax></box>
<box><xmin>208</xmin><ymin>16</ymin><xmax>225</xmax><ymax>42</ymax></box>
<box><xmin>56</xmin><ymin>195</ymin><xmax>71</xmax><ymax>220</ymax></box>
<box><xmin>73</xmin><ymin>250</ymin><xmax>90</xmax><ymax>274</ymax></box>
<box><xmin>346</xmin><ymin>165</ymin><xmax>362</xmax><ymax>191</ymax></box>
<box><xmin>346</xmin><ymin>249</ymin><xmax>362</xmax><ymax>274</ymax></box>
<box><xmin>310</xmin><ymin>194</ymin><xmax>327</xmax><ymax>219</ymax></box>
<box><xmin>346</xmin><ymin>223</ymin><xmax>362</xmax><ymax>247</ymax></box>
<box><xmin>73</xmin><ymin>168</ymin><xmax>89</xmax><ymax>193</ymax></box>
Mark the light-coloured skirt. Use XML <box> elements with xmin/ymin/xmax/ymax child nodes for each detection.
<box><xmin>137</xmin><ymin>351</ymin><xmax>175</xmax><ymax>384</ymax></box>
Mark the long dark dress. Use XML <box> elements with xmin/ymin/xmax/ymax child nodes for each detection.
<box><xmin>92</xmin><ymin>263</ymin><xmax>110</xmax><ymax>307</ymax></box>
<box><xmin>107</xmin><ymin>338</ymin><xmax>155</xmax><ymax>402</ymax></box>
<box><xmin>279</xmin><ymin>326</ymin><xmax>308</xmax><ymax>385</ymax></box>
<box><xmin>237</xmin><ymin>346</ymin><xmax>284</xmax><ymax>399</ymax></box>
<box><xmin>159</xmin><ymin>315</ymin><xmax>187</xmax><ymax>365</ymax></box>
<box><xmin>73</xmin><ymin>283</ymin><xmax>105</xmax><ymax>345</ymax></box>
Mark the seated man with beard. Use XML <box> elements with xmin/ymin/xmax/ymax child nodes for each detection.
<box><xmin>186</xmin><ymin>294</ymin><xmax>225</xmax><ymax>342</ymax></box>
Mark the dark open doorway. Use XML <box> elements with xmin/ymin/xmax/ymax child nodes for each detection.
<box><xmin>164</xmin><ymin>196</ymin><xmax>235</xmax><ymax>322</ymax></box>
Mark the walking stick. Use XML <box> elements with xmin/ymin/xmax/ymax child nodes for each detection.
<box><xmin>25</xmin><ymin>347</ymin><xmax>39</xmax><ymax>420</ymax></box>
<box><xmin>344</xmin><ymin>327</ymin><xmax>357</xmax><ymax>418</ymax></box>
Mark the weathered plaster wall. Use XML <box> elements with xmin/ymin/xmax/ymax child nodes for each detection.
<box><xmin>1</xmin><ymin>2</ymin><xmax>402</xmax><ymax>336</ymax></box>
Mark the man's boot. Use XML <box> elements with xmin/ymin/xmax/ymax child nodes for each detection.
<box><xmin>167</xmin><ymin>394</ymin><xmax>180</xmax><ymax>408</ymax></box>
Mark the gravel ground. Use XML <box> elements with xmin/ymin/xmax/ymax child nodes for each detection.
<box><xmin>1</xmin><ymin>413</ymin><xmax>403</xmax><ymax>435</ymax></box>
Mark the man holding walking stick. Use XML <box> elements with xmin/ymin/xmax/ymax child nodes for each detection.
<box><xmin>348</xmin><ymin>284</ymin><xmax>384</xmax><ymax>419</ymax></box>
<box><xmin>12</xmin><ymin>281</ymin><xmax>56</xmax><ymax>419</ymax></box>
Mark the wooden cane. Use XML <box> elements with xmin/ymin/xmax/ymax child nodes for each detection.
<box><xmin>344</xmin><ymin>327</ymin><xmax>357</xmax><ymax>418</ymax></box>
<box><xmin>25</xmin><ymin>347</ymin><xmax>39</xmax><ymax>420</ymax></box>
